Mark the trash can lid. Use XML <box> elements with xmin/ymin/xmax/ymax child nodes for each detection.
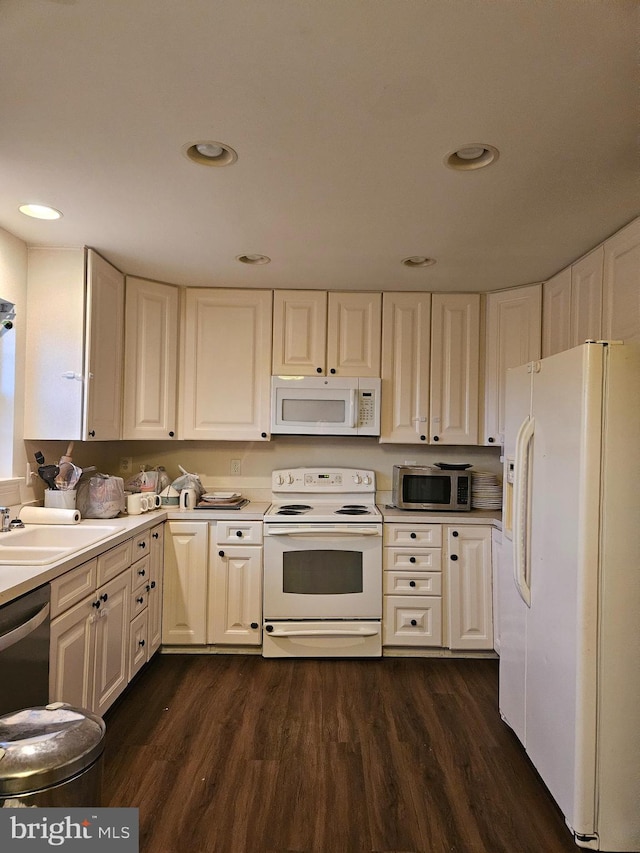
<box><xmin>0</xmin><ymin>703</ymin><xmax>106</xmax><ymax>797</ymax></box>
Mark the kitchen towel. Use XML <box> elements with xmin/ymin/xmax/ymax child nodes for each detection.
<box><xmin>19</xmin><ymin>506</ymin><xmax>81</xmax><ymax>525</ymax></box>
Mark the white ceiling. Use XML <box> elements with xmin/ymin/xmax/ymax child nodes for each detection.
<box><xmin>1</xmin><ymin>0</ymin><xmax>638</xmax><ymax>293</ymax></box>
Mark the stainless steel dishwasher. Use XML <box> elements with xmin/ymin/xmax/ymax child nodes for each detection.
<box><xmin>0</xmin><ymin>584</ymin><xmax>50</xmax><ymax>716</ymax></box>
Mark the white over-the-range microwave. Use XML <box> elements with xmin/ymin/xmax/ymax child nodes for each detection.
<box><xmin>270</xmin><ymin>376</ymin><xmax>381</xmax><ymax>436</ymax></box>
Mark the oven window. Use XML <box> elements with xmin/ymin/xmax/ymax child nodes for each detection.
<box><xmin>282</xmin><ymin>398</ymin><xmax>346</xmax><ymax>424</ymax></box>
<box><xmin>403</xmin><ymin>474</ymin><xmax>451</xmax><ymax>504</ymax></box>
<box><xmin>283</xmin><ymin>550</ymin><xmax>363</xmax><ymax>594</ymax></box>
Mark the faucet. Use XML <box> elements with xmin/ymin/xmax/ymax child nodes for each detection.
<box><xmin>0</xmin><ymin>507</ymin><xmax>10</xmax><ymax>533</ymax></box>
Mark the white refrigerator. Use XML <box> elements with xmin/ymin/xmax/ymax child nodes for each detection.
<box><xmin>499</xmin><ymin>342</ymin><xmax>640</xmax><ymax>852</ymax></box>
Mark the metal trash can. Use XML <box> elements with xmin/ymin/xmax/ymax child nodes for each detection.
<box><xmin>0</xmin><ymin>703</ymin><xmax>105</xmax><ymax>808</ymax></box>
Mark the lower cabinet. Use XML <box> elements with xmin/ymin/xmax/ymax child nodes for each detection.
<box><xmin>49</xmin><ymin>523</ymin><xmax>165</xmax><ymax>716</ymax></box>
<box><xmin>382</xmin><ymin>521</ymin><xmax>494</xmax><ymax>651</ymax></box>
<box><xmin>162</xmin><ymin>521</ymin><xmax>209</xmax><ymax>644</ymax></box>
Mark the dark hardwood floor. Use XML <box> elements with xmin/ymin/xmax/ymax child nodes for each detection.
<box><xmin>103</xmin><ymin>654</ymin><xmax>579</xmax><ymax>853</ymax></box>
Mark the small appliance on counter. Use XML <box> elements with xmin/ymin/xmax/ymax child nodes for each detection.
<box><xmin>391</xmin><ymin>464</ymin><xmax>472</xmax><ymax>511</ymax></box>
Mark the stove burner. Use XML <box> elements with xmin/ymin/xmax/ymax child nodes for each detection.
<box><xmin>275</xmin><ymin>504</ymin><xmax>311</xmax><ymax>515</ymax></box>
<box><xmin>335</xmin><ymin>505</ymin><xmax>371</xmax><ymax>515</ymax></box>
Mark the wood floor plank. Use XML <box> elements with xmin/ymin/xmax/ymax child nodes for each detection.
<box><xmin>103</xmin><ymin>655</ymin><xmax>581</xmax><ymax>853</ymax></box>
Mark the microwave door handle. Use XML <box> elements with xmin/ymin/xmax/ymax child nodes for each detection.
<box><xmin>350</xmin><ymin>389</ymin><xmax>358</xmax><ymax>427</ymax></box>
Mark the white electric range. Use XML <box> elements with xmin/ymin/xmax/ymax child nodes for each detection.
<box><xmin>262</xmin><ymin>468</ymin><xmax>383</xmax><ymax>658</ymax></box>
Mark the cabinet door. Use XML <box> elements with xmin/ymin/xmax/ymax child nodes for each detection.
<box><xmin>430</xmin><ymin>293</ymin><xmax>480</xmax><ymax>445</ymax></box>
<box><xmin>49</xmin><ymin>596</ymin><xmax>95</xmax><ymax>708</ymax></box>
<box><xmin>542</xmin><ymin>267</ymin><xmax>572</xmax><ymax>357</ymax></box>
<box><xmin>181</xmin><ymin>289</ymin><xmax>272</xmax><ymax>440</ymax></box>
<box><xmin>446</xmin><ymin>526</ymin><xmax>493</xmax><ymax>650</ymax></box>
<box><xmin>84</xmin><ymin>250</ymin><xmax>125</xmax><ymax>440</ymax></box>
<box><xmin>380</xmin><ymin>292</ymin><xmax>431</xmax><ymax>443</ymax></box>
<box><xmin>128</xmin><ymin>609</ymin><xmax>149</xmax><ymax>681</ymax></box>
<box><xmin>209</xmin><ymin>545</ymin><xmax>262</xmax><ymax>645</ymax></box>
<box><xmin>603</xmin><ymin>217</ymin><xmax>640</xmax><ymax>342</ymax></box>
<box><xmin>571</xmin><ymin>247</ymin><xmax>603</xmax><ymax>347</ymax></box>
<box><xmin>483</xmin><ymin>285</ymin><xmax>541</xmax><ymax>446</ymax></box>
<box><xmin>162</xmin><ymin>522</ymin><xmax>208</xmax><ymax>644</ymax></box>
<box><xmin>272</xmin><ymin>290</ymin><xmax>326</xmax><ymax>375</ymax></box>
<box><xmin>123</xmin><ymin>277</ymin><xmax>179</xmax><ymax>440</ymax></box>
<box><xmin>92</xmin><ymin>569</ymin><xmax>131</xmax><ymax>716</ymax></box>
<box><xmin>147</xmin><ymin>524</ymin><xmax>164</xmax><ymax>656</ymax></box>
<box><xmin>326</xmin><ymin>292</ymin><xmax>381</xmax><ymax>376</ymax></box>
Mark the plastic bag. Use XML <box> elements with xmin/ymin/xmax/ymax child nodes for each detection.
<box><xmin>76</xmin><ymin>474</ymin><xmax>125</xmax><ymax>518</ymax></box>
<box><xmin>171</xmin><ymin>465</ymin><xmax>205</xmax><ymax>500</ymax></box>
<box><xmin>155</xmin><ymin>466</ymin><xmax>171</xmax><ymax>493</ymax></box>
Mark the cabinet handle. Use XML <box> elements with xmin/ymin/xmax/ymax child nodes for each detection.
<box><xmin>138</xmin><ymin>541</ymin><xmax>146</xmax><ymax>549</ymax></box>
<box><xmin>488</xmin><ymin>436</ymin><xmax>495</xmax><ymax>443</ymax></box>
<box><xmin>410</xmin><ymin>532</ymin><xmax>417</xmax><ymax>539</ymax></box>
<box><xmin>261</xmin><ymin>432</ymin><xmax>267</xmax><ymax>438</ymax></box>
<box><xmin>139</xmin><ymin>639</ymin><xmax>146</xmax><ymax>647</ymax></box>
<box><xmin>169</xmin><ymin>431</ymin><xmax>175</xmax><ymax>437</ymax></box>
<box><xmin>88</xmin><ymin>430</ymin><xmax>96</xmax><ymax>438</ymax></box>
<box><xmin>250</xmin><ymin>622</ymin><xmax>259</xmax><ymax>629</ymax></box>
<box><xmin>136</xmin><ymin>596</ymin><xmax>144</xmax><ymax>604</ymax></box>
<box><xmin>100</xmin><ymin>593</ymin><xmax>108</xmax><ymax>602</ymax></box>
<box><xmin>330</xmin><ymin>368</ymin><xmax>336</xmax><ymax>374</ymax></box>
<box><xmin>149</xmin><ymin>580</ymin><xmax>156</xmax><ymax>589</ymax></box>
<box><xmin>409</xmin><ymin>556</ymin><xmax>416</xmax><ymax>563</ymax></box>
<box><xmin>409</xmin><ymin>580</ymin><xmax>416</xmax><ymax>588</ymax></box>
<box><xmin>235</xmin><ymin>530</ymin><xmax>243</xmax><ymax>538</ymax></box>
<box><xmin>92</xmin><ymin>600</ymin><xmax>101</xmax><ymax>609</ymax></box>
<box><xmin>450</xmin><ymin>554</ymin><xmax>458</xmax><ymax>561</ymax></box>
<box><xmin>152</xmin><ymin>532</ymin><xmax>159</xmax><ymax>539</ymax></box>
<box><xmin>137</xmin><ymin>568</ymin><xmax>146</xmax><ymax>577</ymax></box>
<box><xmin>219</xmin><ymin>550</ymin><xmax>225</xmax><ymax>557</ymax></box>
<box><xmin>452</xmin><ymin>530</ymin><xmax>459</xmax><ymax>537</ymax></box>
<box><xmin>433</xmin><ymin>435</ymin><xmax>439</xmax><ymax>442</ymax></box>
<box><xmin>410</xmin><ymin>619</ymin><xmax>417</xmax><ymax>627</ymax></box>
<box><xmin>420</xmin><ymin>435</ymin><xmax>426</xmax><ymax>441</ymax></box>
<box><xmin>316</xmin><ymin>367</ymin><xmax>322</xmax><ymax>374</ymax></box>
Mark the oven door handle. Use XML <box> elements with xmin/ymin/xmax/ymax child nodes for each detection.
<box><xmin>265</xmin><ymin>527</ymin><xmax>381</xmax><ymax>536</ymax></box>
<box><xmin>266</xmin><ymin>626</ymin><xmax>380</xmax><ymax>638</ymax></box>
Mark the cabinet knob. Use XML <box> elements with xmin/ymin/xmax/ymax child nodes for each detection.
<box><xmin>316</xmin><ymin>367</ymin><xmax>322</xmax><ymax>374</ymax></box>
<box><xmin>433</xmin><ymin>435</ymin><xmax>439</xmax><ymax>442</ymax></box>
<box><xmin>100</xmin><ymin>593</ymin><xmax>108</xmax><ymax>602</ymax></box>
<box><xmin>219</xmin><ymin>550</ymin><xmax>225</xmax><ymax>557</ymax></box>
<box><xmin>138</xmin><ymin>568</ymin><xmax>146</xmax><ymax>577</ymax></box>
<box><xmin>409</xmin><ymin>556</ymin><xmax>416</xmax><ymax>564</ymax></box>
<box><xmin>150</xmin><ymin>580</ymin><xmax>156</xmax><ymax>589</ymax></box>
<box><xmin>261</xmin><ymin>432</ymin><xmax>267</xmax><ymax>439</ymax></box>
<box><xmin>139</xmin><ymin>639</ymin><xmax>146</xmax><ymax>648</ymax></box>
<box><xmin>450</xmin><ymin>554</ymin><xmax>458</xmax><ymax>561</ymax></box>
<box><xmin>138</xmin><ymin>541</ymin><xmax>146</xmax><ymax>549</ymax></box>
<box><xmin>136</xmin><ymin>596</ymin><xmax>144</xmax><ymax>604</ymax></box>
<box><xmin>236</xmin><ymin>530</ymin><xmax>243</xmax><ymax>538</ymax></box>
<box><xmin>410</xmin><ymin>532</ymin><xmax>417</xmax><ymax>539</ymax></box>
<box><xmin>410</xmin><ymin>619</ymin><xmax>417</xmax><ymax>627</ymax></box>
<box><xmin>266</xmin><ymin>624</ymin><xmax>274</xmax><ymax>633</ymax></box>
<box><xmin>488</xmin><ymin>436</ymin><xmax>495</xmax><ymax>443</ymax></box>
<box><xmin>409</xmin><ymin>580</ymin><xmax>416</xmax><ymax>588</ymax></box>
<box><xmin>250</xmin><ymin>622</ymin><xmax>259</xmax><ymax>629</ymax></box>
<box><xmin>88</xmin><ymin>430</ymin><xmax>96</xmax><ymax>438</ymax></box>
<box><xmin>152</xmin><ymin>532</ymin><xmax>159</xmax><ymax>539</ymax></box>
<box><xmin>169</xmin><ymin>431</ymin><xmax>175</xmax><ymax>437</ymax></box>
<box><xmin>420</xmin><ymin>435</ymin><xmax>426</xmax><ymax>441</ymax></box>
<box><xmin>452</xmin><ymin>530</ymin><xmax>459</xmax><ymax>537</ymax></box>
<box><xmin>330</xmin><ymin>368</ymin><xmax>336</xmax><ymax>374</ymax></box>
<box><xmin>92</xmin><ymin>600</ymin><xmax>101</xmax><ymax>609</ymax></box>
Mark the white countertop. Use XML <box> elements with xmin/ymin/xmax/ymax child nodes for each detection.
<box><xmin>379</xmin><ymin>505</ymin><xmax>502</xmax><ymax>527</ymax></box>
<box><xmin>0</xmin><ymin>502</ymin><xmax>271</xmax><ymax>605</ymax></box>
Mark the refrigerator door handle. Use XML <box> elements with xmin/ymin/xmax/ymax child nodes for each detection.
<box><xmin>513</xmin><ymin>415</ymin><xmax>534</xmax><ymax>607</ymax></box>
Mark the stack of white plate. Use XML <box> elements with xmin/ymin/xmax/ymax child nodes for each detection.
<box><xmin>471</xmin><ymin>472</ymin><xmax>502</xmax><ymax>510</ymax></box>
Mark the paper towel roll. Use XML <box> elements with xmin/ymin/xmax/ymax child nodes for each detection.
<box><xmin>19</xmin><ymin>506</ymin><xmax>81</xmax><ymax>525</ymax></box>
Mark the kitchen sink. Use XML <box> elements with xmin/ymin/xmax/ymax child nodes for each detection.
<box><xmin>0</xmin><ymin>524</ymin><xmax>126</xmax><ymax>565</ymax></box>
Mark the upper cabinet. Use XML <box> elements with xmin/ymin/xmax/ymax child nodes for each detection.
<box><xmin>272</xmin><ymin>290</ymin><xmax>381</xmax><ymax>376</ymax></box>
<box><xmin>122</xmin><ymin>277</ymin><xmax>179</xmax><ymax>440</ymax></box>
<box><xmin>542</xmin><ymin>267</ymin><xmax>572</xmax><ymax>357</ymax></box>
<box><xmin>24</xmin><ymin>248</ymin><xmax>124</xmax><ymax>440</ymax></box>
<box><xmin>429</xmin><ymin>293</ymin><xmax>480</xmax><ymax>445</ymax></box>
<box><xmin>483</xmin><ymin>285</ymin><xmax>541</xmax><ymax>446</ymax></box>
<box><xmin>380</xmin><ymin>292</ymin><xmax>431</xmax><ymax>443</ymax></box>
<box><xmin>602</xmin><ymin>217</ymin><xmax>640</xmax><ymax>343</ymax></box>
<box><xmin>571</xmin><ymin>248</ymin><xmax>603</xmax><ymax>347</ymax></box>
<box><xmin>181</xmin><ymin>288</ymin><xmax>272</xmax><ymax>441</ymax></box>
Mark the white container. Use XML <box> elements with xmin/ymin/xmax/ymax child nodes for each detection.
<box><xmin>44</xmin><ymin>489</ymin><xmax>77</xmax><ymax>510</ymax></box>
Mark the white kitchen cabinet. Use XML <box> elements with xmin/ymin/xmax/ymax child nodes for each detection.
<box><xmin>445</xmin><ymin>525</ymin><xmax>493</xmax><ymax>650</ymax></box>
<box><xmin>542</xmin><ymin>267</ymin><xmax>572</xmax><ymax>357</ymax></box>
<box><xmin>430</xmin><ymin>293</ymin><xmax>480</xmax><ymax>445</ymax></box>
<box><xmin>483</xmin><ymin>285</ymin><xmax>541</xmax><ymax>446</ymax></box>
<box><xmin>181</xmin><ymin>288</ymin><xmax>272</xmax><ymax>440</ymax></box>
<box><xmin>272</xmin><ymin>290</ymin><xmax>381</xmax><ymax>376</ymax></box>
<box><xmin>24</xmin><ymin>247</ymin><xmax>125</xmax><ymax>440</ymax></box>
<box><xmin>123</xmin><ymin>277</ymin><xmax>179</xmax><ymax>440</ymax></box>
<box><xmin>570</xmin><ymin>247</ymin><xmax>603</xmax><ymax>347</ymax></box>
<box><xmin>379</xmin><ymin>292</ymin><xmax>431</xmax><ymax>443</ymax></box>
<box><xmin>49</xmin><ymin>555</ymin><xmax>131</xmax><ymax>715</ymax></box>
<box><xmin>162</xmin><ymin>521</ymin><xmax>209</xmax><ymax>644</ymax></box>
<box><xmin>208</xmin><ymin>521</ymin><xmax>262</xmax><ymax>646</ymax></box>
<box><xmin>147</xmin><ymin>523</ymin><xmax>165</xmax><ymax>656</ymax></box>
<box><xmin>602</xmin><ymin>216</ymin><xmax>640</xmax><ymax>343</ymax></box>
<box><xmin>382</xmin><ymin>522</ymin><xmax>443</xmax><ymax>647</ymax></box>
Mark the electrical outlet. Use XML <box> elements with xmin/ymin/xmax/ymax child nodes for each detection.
<box><xmin>231</xmin><ymin>459</ymin><xmax>241</xmax><ymax>476</ymax></box>
<box><xmin>119</xmin><ymin>456</ymin><xmax>133</xmax><ymax>475</ymax></box>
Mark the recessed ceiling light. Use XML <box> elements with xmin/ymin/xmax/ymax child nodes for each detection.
<box><xmin>402</xmin><ymin>256</ymin><xmax>436</xmax><ymax>268</ymax></box>
<box><xmin>237</xmin><ymin>254</ymin><xmax>271</xmax><ymax>265</ymax></box>
<box><xmin>445</xmin><ymin>144</ymin><xmax>499</xmax><ymax>171</ymax></box>
<box><xmin>18</xmin><ymin>203</ymin><xmax>62</xmax><ymax>220</ymax></box>
<box><xmin>183</xmin><ymin>140</ymin><xmax>238</xmax><ymax>167</ymax></box>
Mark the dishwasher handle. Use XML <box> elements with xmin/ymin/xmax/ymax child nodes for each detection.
<box><xmin>0</xmin><ymin>602</ymin><xmax>50</xmax><ymax>652</ymax></box>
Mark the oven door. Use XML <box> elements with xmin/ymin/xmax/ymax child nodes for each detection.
<box><xmin>263</xmin><ymin>523</ymin><xmax>382</xmax><ymax>619</ymax></box>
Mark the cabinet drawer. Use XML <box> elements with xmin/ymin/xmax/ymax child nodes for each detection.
<box><xmin>97</xmin><ymin>539</ymin><xmax>132</xmax><ymax>586</ymax></box>
<box><xmin>216</xmin><ymin>521</ymin><xmax>263</xmax><ymax>545</ymax></box>
<box><xmin>131</xmin><ymin>584</ymin><xmax>148</xmax><ymax>618</ymax></box>
<box><xmin>50</xmin><ymin>558</ymin><xmax>98</xmax><ymax>618</ymax></box>
<box><xmin>383</xmin><ymin>523</ymin><xmax>442</xmax><ymax>547</ymax></box>
<box><xmin>383</xmin><ymin>571</ymin><xmax>442</xmax><ymax>596</ymax></box>
<box><xmin>131</xmin><ymin>554</ymin><xmax>151</xmax><ymax>590</ymax></box>
<box><xmin>383</xmin><ymin>596</ymin><xmax>442</xmax><ymax>647</ymax></box>
<box><xmin>383</xmin><ymin>547</ymin><xmax>441</xmax><ymax>572</ymax></box>
<box><xmin>131</xmin><ymin>531</ymin><xmax>150</xmax><ymax>562</ymax></box>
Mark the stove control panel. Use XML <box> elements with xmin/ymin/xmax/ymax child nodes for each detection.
<box><xmin>272</xmin><ymin>468</ymin><xmax>375</xmax><ymax>493</ymax></box>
